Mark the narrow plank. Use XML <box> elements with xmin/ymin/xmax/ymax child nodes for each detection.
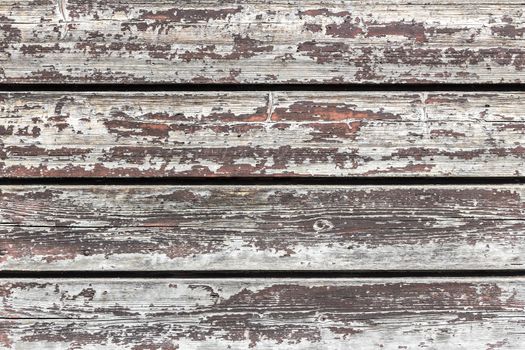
<box><xmin>1</xmin><ymin>278</ymin><xmax>524</xmax><ymax>349</ymax></box>
<box><xmin>2</xmin><ymin>0</ymin><xmax>525</xmax><ymax>83</ymax></box>
<box><xmin>1</xmin><ymin>185</ymin><xmax>524</xmax><ymax>270</ymax></box>
<box><xmin>1</xmin><ymin>91</ymin><xmax>524</xmax><ymax>177</ymax></box>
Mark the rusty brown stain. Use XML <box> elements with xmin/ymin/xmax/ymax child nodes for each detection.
<box><xmin>325</xmin><ymin>17</ymin><xmax>363</xmax><ymax>38</ymax></box>
<box><xmin>298</xmin><ymin>9</ymin><xmax>351</xmax><ymax>18</ymax></box>
<box><xmin>296</xmin><ymin>41</ymin><xmax>349</xmax><ymax>64</ymax></box>
<box><xmin>304</xmin><ymin>121</ymin><xmax>363</xmax><ymax>141</ymax></box>
<box><xmin>271</xmin><ymin>101</ymin><xmax>401</xmax><ymax>121</ymax></box>
<box><xmin>104</xmin><ymin>120</ymin><xmax>172</xmax><ymax>138</ymax></box>
<box><xmin>492</xmin><ymin>25</ymin><xmax>525</xmax><ymax>38</ymax></box>
<box><xmin>366</xmin><ymin>21</ymin><xmax>428</xmax><ymax>43</ymax></box>
<box><xmin>303</xmin><ymin>23</ymin><xmax>322</xmax><ymax>33</ymax></box>
<box><xmin>430</xmin><ymin>129</ymin><xmax>467</xmax><ymax>138</ymax></box>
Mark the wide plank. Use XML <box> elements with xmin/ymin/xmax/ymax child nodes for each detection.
<box><xmin>1</xmin><ymin>278</ymin><xmax>524</xmax><ymax>349</ymax></box>
<box><xmin>1</xmin><ymin>185</ymin><xmax>524</xmax><ymax>270</ymax></box>
<box><xmin>2</xmin><ymin>1</ymin><xmax>525</xmax><ymax>83</ymax></box>
<box><xmin>1</xmin><ymin>91</ymin><xmax>524</xmax><ymax>177</ymax></box>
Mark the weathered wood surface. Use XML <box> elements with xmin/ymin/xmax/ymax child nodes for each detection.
<box><xmin>2</xmin><ymin>0</ymin><xmax>525</xmax><ymax>83</ymax></box>
<box><xmin>2</xmin><ymin>185</ymin><xmax>524</xmax><ymax>270</ymax></box>
<box><xmin>1</xmin><ymin>278</ymin><xmax>524</xmax><ymax>349</ymax></box>
<box><xmin>2</xmin><ymin>91</ymin><xmax>524</xmax><ymax>177</ymax></box>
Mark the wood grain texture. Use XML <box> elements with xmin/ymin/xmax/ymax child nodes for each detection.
<box><xmin>1</xmin><ymin>278</ymin><xmax>524</xmax><ymax>349</ymax></box>
<box><xmin>2</xmin><ymin>185</ymin><xmax>524</xmax><ymax>270</ymax></box>
<box><xmin>2</xmin><ymin>0</ymin><xmax>525</xmax><ymax>83</ymax></box>
<box><xmin>2</xmin><ymin>91</ymin><xmax>524</xmax><ymax>177</ymax></box>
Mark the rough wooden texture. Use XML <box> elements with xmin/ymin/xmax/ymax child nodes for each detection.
<box><xmin>1</xmin><ymin>185</ymin><xmax>524</xmax><ymax>270</ymax></box>
<box><xmin>1</xmin><ymin>278</ymin><xmax>525</xmax><ymax>349</ymax></box>
<box><xmin>2</xmin><ymin>0</ymin><xmax>525</xmax><ymax>83</ymax></box>
<box><xmin>2</xmin><ymin>91</ymin><xmax>524</xmax><ymax>177</ymax></box>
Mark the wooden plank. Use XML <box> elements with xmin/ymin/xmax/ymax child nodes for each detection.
<box><xmin>1</xmin><ymin>91</ymin><xmax>524</xmax><ymax>177</ymax></box>
<box><xmin>1</xmin><ymin>278</ymin><xmax>524</xmax><ymax>349</ymax></box>
<box><xmin>1</xmin><ymin>185</ymin><xmax>524</xmax><ymax>270</ymax></box>
<box><xmin>2</xmin><ymin>0</ymin><xmax>525</xmax><ymax>84</ymax></box>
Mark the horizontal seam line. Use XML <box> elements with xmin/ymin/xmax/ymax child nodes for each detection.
<box><xmin>1</xmin><ymin>83</ymin><xmax>525</xmax><ymax>92</ymax></box>
<box><xmin>2</xmin><ymin>270</ymin><xmax>525</xmax><ymax>279</ymax></box>
<box><xmin>1</xmin><ymin>177</ymin><xmax>525</xmax><ymax>186</ymax></box>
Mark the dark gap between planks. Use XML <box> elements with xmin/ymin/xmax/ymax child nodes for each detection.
<box><xmin>1</xmin><ymin>177</ymin><xmax>524</xmax><ymax>186</ymax></box>
<box><xmin>1</xmin><ymin>270</ymin><xmax>525</xmax><ymax>279</ymax></box>
<box><xmin>1</xmin><ymin>83</ymin><xmax>525</xmax><ymax>92</ymax></box>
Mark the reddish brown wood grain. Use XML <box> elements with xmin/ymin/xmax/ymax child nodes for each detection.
<box><xmin>3</xmin><ymin>1</ymin><xmax>524</xmax><ymax>349</ymax></box>
<box><xmin>2</xmin><ymin>0</ymin><xmax>525</xmax><ymax>83</ymax></box>
<box><xmin>1</xmin><ymin>91</ymin><xmax>524</xmax><ymax>177</ymax></box>
<box><xmin>1</xmin><ymin>185</ymin><xmax>524</xmax><ymax>270</ymax></box>
<box><xmin>1</xmin><ymin>278</ymin><xmax>524</xmax><ymax>349</ymax></box>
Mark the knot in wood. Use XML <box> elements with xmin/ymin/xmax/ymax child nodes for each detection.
<box><xmin>313</xmin><ymin>219</ymin><xmax>334</xmax><ymax>232</ymax></box>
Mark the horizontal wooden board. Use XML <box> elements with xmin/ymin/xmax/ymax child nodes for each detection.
<box><xmin>2</xmin><ymin>1</ymin><xmax>525</xmax><ymax>83</ymax></box>
<box><xmin>1</xmin><ymin>185</ymin><xmax>524</xmax><ymax>270</ymax></box>
<box><xmin>1</xmin><ymin>278</ymin><xmax>524</xmax><ymax>349</ymax></box>
<box><xmin>1</xmin><ymin>91</ymin><xmax>524</xmax><ymax>177</ymax></box>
